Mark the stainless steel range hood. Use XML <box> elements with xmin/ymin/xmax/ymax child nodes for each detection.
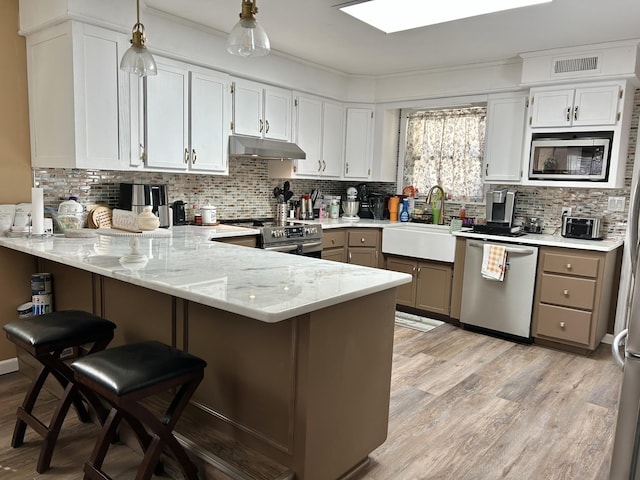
<box><xmin>229</xmin><ymin>135</ymin><xmax>306</xmax><ymax>160</ymax></box>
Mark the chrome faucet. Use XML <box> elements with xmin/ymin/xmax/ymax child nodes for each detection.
<box><xmin>426</xmin><ymin>185</ymin><xmax>445</xmax><ymax>224</ymax></box>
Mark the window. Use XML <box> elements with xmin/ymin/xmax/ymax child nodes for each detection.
<box><xmin>402</xmin><ymin>106</ymin><xmax>486</xmax><ymax>201</ymax></box>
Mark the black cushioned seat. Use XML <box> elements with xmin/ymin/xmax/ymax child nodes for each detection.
<box><xmin>3</xmin><ymin>310</ymin><xmax>116</xmax><ymax>474</ymax></box>
<box><xmin>71</xmin><ymin>341</ymin><xmax>207</xmax><ymax>480</ymax></box>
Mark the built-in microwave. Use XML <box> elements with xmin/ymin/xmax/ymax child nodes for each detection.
<box><xmin>528</xmin><ymin>131</ymin><xmax>613</xmax><ymax>182</ymax></box>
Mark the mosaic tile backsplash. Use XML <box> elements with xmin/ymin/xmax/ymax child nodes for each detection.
<box><xmin>34</xmin><ymin>90</ymin><xmax>639</xmax><ymax>240</ymax></box>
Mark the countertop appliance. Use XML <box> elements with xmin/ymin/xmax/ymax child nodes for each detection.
<box><xmin>561</xmin><ymin>216</ymin><xmax>602</xmax><ymax>239</ymax></box>
<box><xmin>221</xmin><ymin>218</ymin><xmax>322</xmax><ymax>257</ymax></box>
<box><xmin>473</xmin><ymin>189</ymin><xmax>522</xmax><ymax>236</ymax></box>
<box><xmin>460</xmin><ymin>239</ymin><xmax>539</xmax><ymax>339</ymax></box>
<box><xmin>610</xmin><ymin>169</ymin><xmax>640</xmax><ymax>478</ymax></box>
<box><xmin>172</xmin><ymin>201</ymin><xmax>187</xmax><ymax>225</ymax></box>
<box><xmin>119</xmin><ymin>183</ymin><xmax>170</xmax><ymax>228</ymax></box>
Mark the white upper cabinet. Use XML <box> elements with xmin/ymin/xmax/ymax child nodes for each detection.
<box><xmin>145</xmin><ymin>57</ymin><xmax>230</xmax><ymax>174</ymax></box>
<box><xmin>25</xmin><ymin>21</ymin><xmax>131</xmax><ymax>170</ymax></box>
<box><xmin>483</xmin><ymin>93</ymin><xmax>528</xmax><ymax>184</ymax></box>
<box><xmin>294</xmin><ymin>93</ymin><xmax>344</xmax><ymax>178</ymax></box>
<box><xmin>529</xmin><ymin>84</ymin><xmax>621</xmax><ymax>128</ymax></box>
<box><xmin>522</xmin><ymin>80</ymin><xmax>633</xmax><ymax>188</ymax></box>
<box><xmin>343</xmin><ymin>106</ymin><xmax>374</xmax><ymax>180</ymax></box>
<box><xmin>270</xmin><ymin>93</ymin><xmax>345</xmax><ymax>179</ymax></box>
<box><xmin>232</xmin><ymin>79</ymin><xmax>292</xmax><ymax>141</ymax></box>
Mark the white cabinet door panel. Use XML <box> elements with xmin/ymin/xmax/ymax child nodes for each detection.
<box><xmin>233</xmin><ymin>81</ymin><xmax>262</xmax><ymax>137</ymax></box>
<box><xmin>573</xmin><ymin>85</ymin><xmax>620</xmax><ymax>126</ymax></box>
<box><xmin>295</xmin><ymin>95</ymin><xmax>323</xmax><ymax>176</ymax></box>
<box><xmin>264</xmin><ymin>87</ymin><xmax>291</xmax><ymax>141</ymax></box>
<box><xmin>146</xmin><ymin>62</ymin><xmax>189</xmax><ymax>170</ymax></box>
<box><xmin>343</xmin><ymin>107</ymin><xmax>373</xmax><ymax>179</ymax></box>
<box><xmin>530</xmin><ymin>89</ymin><xmax>573</xmax><ymax>127</ymax></box>
<box><xmin>321</xmin><ymin>101</ymin><xmax>345</xmax><ymax>178</ymax></box>
<box><xmin>190</xmin><ymin>71</ymin><xmax>229</xmax><ymax>173</ymax></box>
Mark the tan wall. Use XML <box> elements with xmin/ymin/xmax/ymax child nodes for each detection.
<box><xmin>0</xmin><ymin>0</ymin><xmax>33</xmax><ymax>363</ymax></box>
<box><xmin>0</xmin><ymin>0</ymin><xmax>31</xmax><ymax>203</ymax></box>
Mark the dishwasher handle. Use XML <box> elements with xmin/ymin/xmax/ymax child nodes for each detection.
<box><xmin>467</xmin><ymin>240</ymin><xmax>537</xmax><ymax>256</ymax></box>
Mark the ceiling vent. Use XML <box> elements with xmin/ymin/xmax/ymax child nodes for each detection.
<box><xmin>553</xmin><ymin>55</ymin><xmax>600</xmax><ymax>75</ymax></box>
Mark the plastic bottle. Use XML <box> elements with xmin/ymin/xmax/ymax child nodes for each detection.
<box><xmin>400</xmin><ymin>199</ymin><xmax>410</xmax><ymax>222</ymax></box>
<box><xmin>58</xmin><ymin>196</ymin><xmax>83</xmax><ymax>214</ymax></box>
<box><xmin>459</xmin><ymin>204</ymin><xmax>466</xmax><ymax>222</ymax></box>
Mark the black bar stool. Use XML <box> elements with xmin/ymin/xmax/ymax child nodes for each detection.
<box><xmin>71</xmin><ymin>340</ymin><xmax>207</xmax><ymax>480</ymax></box>
<box><xmin>3</xmin><ymin>310</ymin><xmax>116</xmax><ymax>473</ymax></box>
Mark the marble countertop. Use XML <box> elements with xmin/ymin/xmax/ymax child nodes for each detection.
<box><xmin>0</xmin><ymin>225</ymin><xmax>411</xmax><ymax>323</ymax></box>
<box><xmin>302</xmin><ymin>218</ymin><xmax>623</xmax><ymax>252</ymax></box>
<box><xmin>451</xmin><ymin>229</ymin><xmax>623</xmax><ymax>252</ymax></box>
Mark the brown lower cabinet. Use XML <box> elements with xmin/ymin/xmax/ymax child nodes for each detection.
<box><xmin>532</xmin><ymin>246</ymin><xmax>621</xmax><ymax>353</ymax></box>
<box><xmin>385</xmin><ymin>255</ymin><xmax>452</xmax><ymax>316</ymax></box>
<box><xmin>322</xmin><ymin>229</ymin><xmax>347</xmax><ymax>262</ymax></box>
<box><xmin>321</xmin><ymin>228</ymin><xmax>383</xmax><ymax>268</ymax></box>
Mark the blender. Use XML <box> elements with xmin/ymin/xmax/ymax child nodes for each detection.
<box><xmin>342</xmin><ymin>187</ymin><xmax>360</xmax><ymax>220</ymax></box>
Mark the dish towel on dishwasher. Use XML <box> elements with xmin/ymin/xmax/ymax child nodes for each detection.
<box><xmin>481</xmin><ymin>244</ymin><xmax>506</xmax><ymax>281</ymax></box>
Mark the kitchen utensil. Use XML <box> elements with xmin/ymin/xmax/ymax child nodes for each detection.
<box><xmin>283</xmin><ymin>181</ymin><xmax>290</xmax><ymax>193</ymax></box>
<box><xmin>284</xmin><ymin>190</ymin><xmax>294</xmax><ymax>202</ymax></box>
<box><xmin>273</xmin><ymin>186</ymin><xmax>282</xmax><ymax>198</ymax></box>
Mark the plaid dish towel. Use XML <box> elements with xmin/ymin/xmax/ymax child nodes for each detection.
<box><xmin>481</xmin><ymin>244</ymin><xmax>506</xmax><ymax>281</ymax></box>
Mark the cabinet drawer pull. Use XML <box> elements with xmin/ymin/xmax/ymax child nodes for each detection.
<box><xmin>566</xmin><ymin>107</ymin><xmax>571</xmax><ymax>122</ymax></box>
<box><xmin>573</xmin><ymin>106</ymin><xmax>578</xmax><ymax>121</ymax></box>
<box><xmin>265</xmin><ymin>119</ymin><xmax>270</xmax><ymax>133</ymax></box>
<box><xmin>259</xmin><ymin>119</ymin><xmax>264</xmax><ymax>133</ymax></box>
<box><xmin>192</xmin><ymin>148</ymin><xmax>196</xmax><ymax>164</ymax></box>
<box><xmin>560</xmin><ymin>322</ymin><xmax>566</xmax><ymax>329</ymax></box>
<box><xmin>566</xmin><ymin>263</ymin><xmax>572</xmax><ymax>270</ymax></box>
<box><xmin>331</xmin><ymin>239</ymin><xmax>335</xmax><ymax>245</ymax></box>
<box><xmin>184</xmin><ymin>148</ymin><xmax>189</xmax><ymax>164</ymax></box>
<box><xmin>563</xmin><ymin>289</ymin><xmax>569</xmax><ymax>296</ymax></box>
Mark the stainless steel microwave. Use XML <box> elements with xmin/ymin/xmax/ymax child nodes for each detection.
<box><xmin>529</xmin><ymin>131</ymin><xmax>613</xmax><ymax>181</ymax></box>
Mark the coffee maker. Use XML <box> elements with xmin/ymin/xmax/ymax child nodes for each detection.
<box><xmin>483</xmin><ymin>189</ymin><xmax>519</xmax><ymax>234</ymax></box>
<box><xmin>119</xmin><ymin>183</ymin><xmax>170</xmax><ymax>228</ymax></box>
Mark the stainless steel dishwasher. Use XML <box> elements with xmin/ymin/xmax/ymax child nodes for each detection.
<box><xmin>460</xmin><ymin>239</ymin><xmax>539</xmax><ymax>339</ymax></box>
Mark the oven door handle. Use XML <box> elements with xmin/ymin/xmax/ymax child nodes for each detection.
<box><xmin>263</xmin><ymin>244</ymin><xmax>300</xmax><ymax>253</ymax></box>
<box><xmin>301</xmin><ymin>241</ymin><xmax>322</xmax><ymax>249</ymax></box>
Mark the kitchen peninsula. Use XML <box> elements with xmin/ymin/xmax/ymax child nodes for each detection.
<box><xmin>0</xmin><ymin>226</ymin><xmax>412</xmax><ymax>480</ymax></box>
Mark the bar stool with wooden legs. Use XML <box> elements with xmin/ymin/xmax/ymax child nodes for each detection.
<box><xmin>3</xmin><ymin>310</ymin><xmax>117</xmax><ymax>473</ymax></box>
<box><xmin>70</xmin><ymin>340</ymin><xmax>207</xmax><ymax>480</ymax></box>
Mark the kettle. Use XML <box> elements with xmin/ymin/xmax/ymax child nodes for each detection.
<box><xmin>172</xmin><ymin>200</ymin><xmax>187</xmax><ymax>225</ymax></box>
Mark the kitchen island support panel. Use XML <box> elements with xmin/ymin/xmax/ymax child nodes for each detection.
<box><xmin>15</xmin><ymin>257</ymin><xmax>397</xmax><ymax>480</ymax></box>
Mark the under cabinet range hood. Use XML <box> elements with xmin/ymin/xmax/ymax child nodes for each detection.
<box><xmin>229</xmin><ymin>135</ymin><xmax>306</xmax><ymax>160</ymax></box>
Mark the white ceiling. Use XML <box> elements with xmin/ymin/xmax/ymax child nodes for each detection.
<box><xmin>145</xmin><ymin>0</ymin><xmax>640</xmax><ymax>77</ymax></box>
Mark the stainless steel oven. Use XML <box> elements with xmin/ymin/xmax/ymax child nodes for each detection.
<box><xmin>222</xmin><ymin>219</ymin><xmax>323</xmax><ymax>258</ymax></box>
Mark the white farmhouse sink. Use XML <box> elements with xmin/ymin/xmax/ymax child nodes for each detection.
<box><xmin>382</xmin><ymin>223</ymin><xmax>456</xmax><ymax>262</ymax></box>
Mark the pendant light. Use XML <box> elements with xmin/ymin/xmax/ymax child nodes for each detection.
<box><xmin>227</xmin><ymin>0</ymin><xmax>270</xmax><ymax>58</ymax></box>
<box><xmin>120</xmin><ymin>0</ymin><xmax>157</xmax><ymax>76</ymax></box>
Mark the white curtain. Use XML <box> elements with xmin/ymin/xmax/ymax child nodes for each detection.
<box><xmin>403</xmin><ymin>107</ymin><xmax>486</xmax><ymax>200</ymax></box>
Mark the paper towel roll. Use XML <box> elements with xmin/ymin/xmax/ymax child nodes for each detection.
<box><xmin>31</xmin><ymin>187</ymin><xmax>44</xmax><ymax>235</ymax></box>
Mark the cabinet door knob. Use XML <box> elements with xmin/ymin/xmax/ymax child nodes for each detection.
<box><xmin>331</xmin><ymin>239</ymin><xmax>335</xmax><ymax>245</ymax></box>
<box><xmin>566</xmin><ymin>263</ymin><xmax>572</xmax><ymax>270</ymax></box>
<box><xmin>563</xmin><ymin>289</ymin><xmax>569</xmax><ymax>296</ymax></box>
<box><xmin>361</xmin><ymin>238</ymin><xmax>365</xmax><ymax>243</ymax></box>
<box><xmin>560</xmin><ymin>322</ymin><xmax>566</xmax><ymax>329</ymax></box>
<box><xmin>184</xmin><ymin>148</ymin><xmax>189</xmax><ymax>164</ymax></box>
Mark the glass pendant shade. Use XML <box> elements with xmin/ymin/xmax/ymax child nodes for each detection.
<box><xmin>227</xmin><ymin>18</ymin><xmax>270</xmax><ymax>57</ymax></box>
<box><xmin>120</xmin><ymin>42</ymin><xmax>157</xmax><ymax>77</ymax></box>
<box><xmin>121</xmin><ymin>0</ymin><xmax>157</xmax><ymax>77</ymax></box>
<box><xmin>227</xmin><ymin>0</ymin><xmax>270</xmax><ymax>58</ymax></box>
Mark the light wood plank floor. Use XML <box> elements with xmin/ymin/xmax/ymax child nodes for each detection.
<box><xmin>359</xmin><ymin>324</ymin><xmax>622</xmax><ymax>480</ymax></box>
<box><xmin>0</xmin><ymin>324</ymin><xmax>622</xmax><ymax>479</ymax></box>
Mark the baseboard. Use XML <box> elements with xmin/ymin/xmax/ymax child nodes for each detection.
<box><xmin>0</xmin><ymin>357</ymin><xmax>19</xmax><ymax>375</ymax></box>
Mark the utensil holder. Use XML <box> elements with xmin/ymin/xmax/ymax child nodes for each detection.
<box><xmin>276</xmin><ymin>203</ymin><xmax>288</xmax><ymax>225</ymax></box>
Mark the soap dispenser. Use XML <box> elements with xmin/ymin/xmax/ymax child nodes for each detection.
<box><xmin>400</xmin><ymin>198</ymin><xmax>410</xmax><ymax>222</ymax></box>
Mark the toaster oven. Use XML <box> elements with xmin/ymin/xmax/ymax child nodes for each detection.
<box><xmin>561</xmin><ymin>216</ymin><xmax>602</xmax><ymax>240</ymax></box>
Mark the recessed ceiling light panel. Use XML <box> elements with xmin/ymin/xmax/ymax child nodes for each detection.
<box><xmin>339</xmin><ymin>0</ymin><xmax>553</xmax><ymax>33</ymax></box>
